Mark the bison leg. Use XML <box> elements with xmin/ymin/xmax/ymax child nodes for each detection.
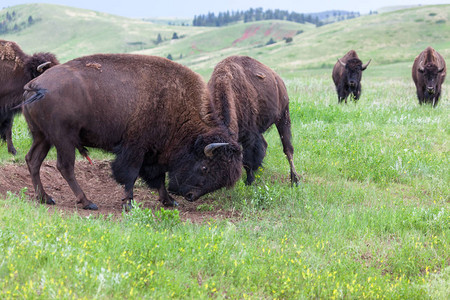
<box><xmin>25</xmin><ymin>135</ymin><xmax>54</xmax><ymax>205</ymax></box>
<box><xmin>242</xmin><ymin>133</ymin><xmax>267</xmax><ymax>186</ymax></box>
<box><xmin>54</xmin><ymin>143</ymin><xmax>98</xmax><ymax>210</ymax></box>
<box><xmin>0</xmin><ymin>115</ymin><xmax>17</xmax><ymax>155</ymax></box>
<box><xmin>275</xmin><ymin>108</ymin><xmax>301</xmax><ymax>186</ymax></box>
<box><xmin>156</xmin><ymin>174</ymin><xmax>178</xmax><ymax>207</ymax></box>
<box><xmin>139</xmin><ymin>161</ymin><xmax>178</xmax><ymax>207</ymax></box>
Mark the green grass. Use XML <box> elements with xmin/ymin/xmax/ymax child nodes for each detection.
<box><xmin>1</xmin><ymin>3</ymin><xmax>449</xmax><ymax>299</ymax></box>
<box><xmin>1</xmin><ymin>71</ymin><xmax>449</xmax><ymax>299</ymax></box>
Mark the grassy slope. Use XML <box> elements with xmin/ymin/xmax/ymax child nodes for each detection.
<box><xmin>0</xmin><ymin>4</ymin><xmax>449</xmax><ymax>299</ymax></box>
<box><xmin>0</xmin><ymin>3</ymin><xmax>209</xmax><ymax>62</ymax></box>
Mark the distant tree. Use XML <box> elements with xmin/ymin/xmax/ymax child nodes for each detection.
<box><xmin>179</xmin><ymin>53</ymin><xmax>183</xmax><ymax>59</ymax></box>
<box><xmin>172</xmin><ymin>32</ymin><xmax>179</xmax><ymax>39</ymax></box>
<box><xmin>13</xmin><ymin>24</ymin><xmax>19</xmax><ymax>31</ymax></box>
<box><xmin>6</xmin><ymin>12</ymin><xmax>12</xmax><ymax>21</ymax></box>
<box><xmin>28</xmin><ymin>16</ymin><xmax>33</xmax><ymax>25</ymax></box>
<box><xmin>266</xmin><ymin>38</ymin><xmax>276</xmax><ymax>45</ymax></box>
<box><xmin>167</xmin><ymin>54</ymin><xmax>173</xmax><ymax>60</ymax></box>
<box><xmin>285</xmin><ymin>37</ymin><xmax>293</xmax><ymax>43</ymax></box>
<box><xmin>156</xmin><ymin>33</ymin><xmax>162</xmax><ymax>44</ymax></box>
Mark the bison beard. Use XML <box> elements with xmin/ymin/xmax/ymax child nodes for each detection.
<box><xmin>22</xmin><ymin>54</ymin><xmax>242</xmax><ymax>210</ymax></box>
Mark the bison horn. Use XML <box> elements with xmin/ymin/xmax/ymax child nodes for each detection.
<box><xmin>362</xmin><ymin>59</ymin><xmax>371</xmax><ymax>70</ymax></box>
<box><xmin>204</xmin><ymin>143</ymin><xmax>229</xmax><ymax>158</ymax></box>
<box><xmin>418</xmin><ymin>61</ymin><xmax>425</xmax><ymax>73</ymax></box>
<box><xmin>438</xmin><ymin>66</ymin><xmax>445</xmax><ymax>73</ymax></box>
<box><xmin>337</xmin><ymin>58</ymin><xmax>346</xmax><ymax>67</ymax></box>
<box><xmin>37</xmin><ymin>61</ymin><xmax>52</xmax><ymax>73</ymax></box>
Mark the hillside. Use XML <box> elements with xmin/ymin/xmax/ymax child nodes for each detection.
<box><xmin>1</xmin><ymin>3</ymin><xmax>449</xmax><ymax>77</ymax></box>
<box><xmin>0</xmin><ymin>3</ymin><xmax>209</xmax><ymax>61</ymax></box>
<box><xmin>164</xmin><ymin>4</ymin><xmax>450</xmax><ymax>76</ymax></box>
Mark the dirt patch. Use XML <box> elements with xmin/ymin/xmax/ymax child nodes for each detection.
<box><xmin>0</xmin><ymin>160</ymin><xmax>240</xmax><ymax>223</ymax></box>
<box><xmin>232</xmin><ymin>25</ymin><xmax>261</xmax><ymax>46</ymax></box>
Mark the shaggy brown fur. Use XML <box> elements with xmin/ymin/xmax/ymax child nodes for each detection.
<box><xmin>22</xmin><ymin>54</ymin><xmax>242</xmax><ymax>210</ymax></box>
<box><xmin>332</xmin><ymin>50</ymin><xmax>370</xmax><ymax>104</ymax></box>
<box><xmin>0</xmin><ymin>40</ymin><xmax>59</xmax><ymax>155</ymax></box>
<box><xmin>412</xmin><ymin>46</ymin><xmax>446</xmax><ymax>107</ymax></box>
<box><xmin>208</xmin><ymin>55</ymin><xmax>300</xmax><ymax>186</ymax></box>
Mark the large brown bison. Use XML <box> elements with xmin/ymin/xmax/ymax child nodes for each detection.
<box><xmin>332</xmin><ymin>50</ymin><xmax>371</xmax><ymax>103</ymax></box>
<box><xmin>207</xmin><ymin>56</ymin><xmax>300</xmax><ymax>186</ymax></box>
<box><xmin>22</xmin><ymin>54</ymin><xmax>242</xmax><ymax>210</ymax></box>
<box><xmin>412</xmin><ymin>46</ymin><xmax>446</xmax><ymax>107</ymax></box>
<box><xmin>0</xmin><ymin>40</ymin><xmax>58</xmax><ymax>155</ymax></box>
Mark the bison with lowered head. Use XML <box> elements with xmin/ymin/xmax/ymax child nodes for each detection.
<box><xmin>412</xmin><ymin>46</ymin><xmax>446</xmax><ymax>107</ymax></box>
<box><xmin>0</xmin><ymin>39</ymin><xmax>58</xmax><ymax>155</ymax></box>
<box><xmin>207</xmin><ymin>56</ymin><xmax>300</xmax><ymax>186</ymax></box>
<box><xmin>22</xmin><ymin>54</ymin><xmax>242</xmax><ymax>210</ymax></box>
<box><xmin>332</xmin><ymin>50</ymin><xmax>371</xmax><ymax>104</ymax></box>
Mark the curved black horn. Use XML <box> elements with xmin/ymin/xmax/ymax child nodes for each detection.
<box><xmin>37</xmin><ymin>61</ymin><xmax>52</xmax><ymax>73</ymax></box>
<box><xmin>338</xmin><ymin>58</ymin><xmax>346</xmax><ymax>67</ymax></box>
<box><xmin>204</xmin><ymin>143</ymin><xmax>229</xmax><ymax>158</ymax></box>
<box><xmin>438</xmin><ymin>66</ymin><xmax>445</xmax><ymax>73</ymax></box>
<box><xmin>362</xmin><ymin>59</ymin><xmax>371</xmax><ymax>70</ymax></box>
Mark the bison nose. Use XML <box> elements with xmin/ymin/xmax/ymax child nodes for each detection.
<box><xmin>427</xmin><ymin>87</ymin><xmax>435</xmax><ymax>94</ymax></box>
<box><xmin>349</xmin><ymin>81</ymin><xmax>356</xmax><ymax>87</ymax></box>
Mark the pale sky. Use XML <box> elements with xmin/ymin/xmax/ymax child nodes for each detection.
<box><xmin>1</xmin><ymin>0</ymin><xmax>449</xmax><ymax>18</ymax></box>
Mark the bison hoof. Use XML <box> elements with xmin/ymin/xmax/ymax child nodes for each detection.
<box><xmin>83</xmin><ymin>203</ymin><xmax>98</xmax><ymax>210</ymax></box>
<box><xmin>46</xmin><ymin>198</ymin><xmax>56</xmax><ymax>205</ymax></box>
<box><xmin>162</xmin><ymin>197</ymin><xmax>178</xmax><ymax>207</ymax></box>
<box><xmin>9</xmin><ymin>148</ymin><xmax>17</xmax><ymax>156</ymax></box>
<box><xmin>122</xmin><ymin>201</ymin><xmax>134</xmax><ymax>212</ymax></box>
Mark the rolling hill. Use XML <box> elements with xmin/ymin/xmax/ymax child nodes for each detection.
<box><xmin>1</xmin><ymin>3</ymin><xmax>449</xmax><ymax>77</ymax></box>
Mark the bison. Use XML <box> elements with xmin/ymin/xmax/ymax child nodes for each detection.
<box><xmin>0</xmin><ymin>40</ymin><xmax>58</xmax><ymax>155</ymax></box>
<box><xmin>21</xmin><ymin>54</ymin><xmax>242</xmax><ymax>210</ymax></box>
<box><xmin>207</xmin><ymin>55</ymin><xmax>300</xmax><ymax>186</ymax></box>
<box><xmin>412</xmin><ymin>46</ymin><xmax>446</xmax><ymax>107</ymax></box>
<box><xmin>332</xmin><ymin>50</ymin><xmax>371</xmax><ymax>104</ymax></box>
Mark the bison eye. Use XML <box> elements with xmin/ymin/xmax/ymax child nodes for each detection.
<box><xmin>202</xmin><ymin>166</ymin><xmax>208</xmax><ymax>173</ymax></box>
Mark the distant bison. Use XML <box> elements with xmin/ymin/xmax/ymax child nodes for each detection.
<box><xmin>412</xmin><ymin>46</ymin><xmax>446</xmax><ymax>107</ymax></box>
<box><xmin>22</xmin><ymin>54</ymin><xmax>242</xmax><ymax>210</ymax></box>
<box><xmin>332</xmin><ymin>50</ymin><xmax>371</xmax><ymax>103</ymax></box>
<box><xmin>0</xmin><ymin>40</ymin><xmax>58</xmax><ymax>155</ymax></box>
<box><xmin>207</xmin><ymin>56</ymin><xmax>300</xmax><ymax>186</ymax></box>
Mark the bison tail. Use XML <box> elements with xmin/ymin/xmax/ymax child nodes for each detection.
<box><xmin>14</xmin><ymin>87</ymin><xmax>47</xmax><ymax>109</ymax></box>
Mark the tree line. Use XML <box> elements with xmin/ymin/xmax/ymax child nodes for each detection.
<box><xmin>193</xmin><ymin>8</ymin><xmax>360</xmax><ymax>27</ymax></box>
<box><xmin>0</xmin><ymin>10</ymin><xmax>37</xmax><ymax>34</ymax></box>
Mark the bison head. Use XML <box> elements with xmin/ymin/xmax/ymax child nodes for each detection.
<box><xmin>338</xmin><ymin>58</ymin><xmax>371</xmax><ymax>91</ymax></box>
<box><xmin>418</xmin><ymin>61</ymin><xmax>445</xmax><ymax>96</ymax></box>
<box><xmin>168</xmin><ymin>131</ymin><xmax>242</xmax><ymax>201</ymax></box>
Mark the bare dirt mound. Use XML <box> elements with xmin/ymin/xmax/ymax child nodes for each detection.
<box><xmin>0</xmin><ymin>160</ymin><xmax>239</xmax><ymax>223</ymax></box>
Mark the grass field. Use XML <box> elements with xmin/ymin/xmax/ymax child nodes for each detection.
<box><xmin>0</xmin><ymin>3</ymin><xmax>449</xmax><ymax>299</ymax></box>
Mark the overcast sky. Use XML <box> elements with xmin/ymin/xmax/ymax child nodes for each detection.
<box><xmin>2</xmin><ymin>0</ymin><xmax>449</xmax><ymax>18</ymax></box>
